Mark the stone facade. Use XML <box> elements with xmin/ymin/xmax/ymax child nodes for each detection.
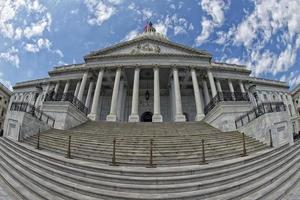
<box><xmin>0</xmin><ymin>82</ymin><xmax>12</xmax><ymax>132</ymax></box>
<box><xmin>3</xmin><ymin>24</ymin><xmax>299</xmax><ymax>144</ymax></box>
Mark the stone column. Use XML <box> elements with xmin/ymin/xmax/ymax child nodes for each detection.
<box><xmin>173</xmin><ymin>67</ymin><xmax>186</xmax><ymax>122</ymax></box>
<box><xmin>85</xmin><ymin>81</ymin><xmax>94</xmax><ymax>109</ymax></box>
<box><xmin>152</xmin><ymin>67</ymin><xmax>163</xmax><ymax>122</ymax></box>
<box><xmin>42</xmin><ymin>83</ymin><xmax>50</xmax><ymax>101</ymax></box>
<box><xmin>62</xmin><ymin>81</ymin><xmax>70</xmax><ymax>101</ymax></box>
<box><xmin>191</xmin><ymin>68</ymin><xmax>205</xmax><ymax>121</ymax></box>
<box><xmin>202</xmin><ymin>80</ymin><xmax>210</xmax><ymax>105</ymax></box>
<box><xmin>78</xmin><ymin>72</ymin><xmax>88</xmax><ymax>101</ymax></box>
<box><xmin>106</xmin><ymin>68</ymin><xmax>121</xmax><ymax>122</ymax></box>
<box><xmin>216</xmin><ymin>80</ymin><xmax>222</xmax><ymax>92</ymax></box>
<box><xmin>74</xmin><ymin>81</ymin><xmax>81</xmax><ymax>97</ymax></box>
<box><xmin>239</xmin><ymin>81</ymin><xmax>245</xmax><ymax>93</ymax></box>
<box><xmin>228</xmin><ymin>79</ymin><xmax>235</xmax><ymax>100</ymax></box>
<box><xmin>88</xmin><ymin>69</ymin><xmax>104</xmax><ymax>121</ymax></box>
<box><xmin>129</xmin><ymin>67</ymin><xmax>140</xmax><ymax>122</ymax></box>
<box><xmin>117</xmin><ymin>80</ymin><xmax>124</xmax><ymax>121</ymax></box>
<box><xmin>207</xmin><ymin>70</ymin><xmax>217</xmax><ymax>97</ymax></box>
<box><xmin>53</xmin><ymin>82</ymin><xmax>60</xmax><ymax>99</ymax></box>
<box><xmin>63</xmin><ymin>81</ymin><xmax>70</xmax><ymax>94</ymax></box>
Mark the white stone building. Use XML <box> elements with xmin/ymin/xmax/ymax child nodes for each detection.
<box><xmin>0</xmin><ymin>82</ymin><xmax>12</xmax><ymax>132</ymax></box>
<box><xmin>291</xmin><ymin>84</ymin><xmax>300</xmax><ymax>135</ymax></box>
<box><xmin>3</xmin><ymin>23</ymin><xmax>299</xmax><ymax>146</ymax></box>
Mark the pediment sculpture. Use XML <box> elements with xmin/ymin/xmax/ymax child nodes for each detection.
<box><xmin>130</xmin><ymin>42</ymin><xmax>161</xmax><ymax>54</ymax></box>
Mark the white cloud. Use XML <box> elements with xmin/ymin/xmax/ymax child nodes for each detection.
<box><xmin>0</xmin><ymin>0</ymin><xmax>50</xmax><ymax>40</ymax></box>
<box><xmin>123</xmin><ymin>29</ymin><xmax>139</xmax><ymax>41</ymax></box>
<box><xmin>142</xmin><ymin>9</ymin><xmax>153</xmax><ymax>19</ymax></box>
<box><xmin>85</xmin><ymin>0</ymin><xmax>117</xmax><ymax>26</ymax></box>
<box><xmin>195</xmin><ymin>0</ymin><xmax>230</xmax><ymax>45</ymax></box>
<box><xmin>221</xmin><ymin>0</ymin><xmax>300</xmax><ymax>77</ymax></box>
<box><xmin>155</xmin><ymin>22</ymin><xmax>168</xmax><ymax>35</ymax></box>
<box><xmin>24</xmin><ymin>38</ymin><xmax>52</xmax><ymax>53</ymax></box>
<box><xmin>54</xmin><ymin>49</ymin><xmax>64</xmax><ymax>58</ymax></box>
<box><xmin>0</xmin><ymin>47</ymin><xmax>20</xmax><ymax>68</ymax></box>
<box><xmin>23</xmin><ymin>13</ymin><xmax>51</xmax><ymax>39</ymax></box>
<box><xmin>174</xmin><ymin>26</ymin><xmax>187</xmax><ymax>35</ymax></box>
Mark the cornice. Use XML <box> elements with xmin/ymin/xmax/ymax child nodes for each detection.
<box><xmin>84</xmin><ymin>37</ymin><xmax>212</xmax><ymax>60</ymax></box>
<box><xmin>0</xmin><ymin>82</ymin><xmax>12</xmax><ymax>96</ymax></box>
<box><xmin>85</xmin><ymin>52</ymin><xmax>211</xmax><ymax>62</ymax></box>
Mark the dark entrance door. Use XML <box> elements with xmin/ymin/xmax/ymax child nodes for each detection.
<box><xmin>141</xmin><ymin>112</ymin><xmax>153</xmax><ymax>122</ymax></box>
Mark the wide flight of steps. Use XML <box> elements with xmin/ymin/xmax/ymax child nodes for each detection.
<box><xmin>0</xmin><ymin>136</ymin><xmax>299</xmax><ymax>200</ymax></box>
<box><xmin>22</xmin><ymin>121</ymin><xmax>267</xmax><ymax>166</ymax></box>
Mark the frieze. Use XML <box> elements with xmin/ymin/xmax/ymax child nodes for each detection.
<box><xmin>130</xmin><ymin>43</ymin><xmax>161</xmax><ymax>54</ymax></box>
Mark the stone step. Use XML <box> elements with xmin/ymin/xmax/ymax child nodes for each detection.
<box><xmin>1</xmin><ymin>139</ymin><xmax>299</xmax><ymax>195</ymax></box>
<box><xmin>3</xmin><ymin>137</ymin><xmax>290</xmax><ymax>177</ymax></box>
<box><xmin>0</xmin><ymin>155</ymin><xmax>64</xmax><ymax>200</ymax></box>
<box><xmin>0</xmin><ymin>138</ymin><xmax>299</xmax><ymax>200</ymax></box>
<box><xmin>24</xmin><ymin>136</ymin><xmax>263</xmax><ymax>154</ymax></box>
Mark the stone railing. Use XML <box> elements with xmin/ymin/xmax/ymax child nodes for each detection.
<box><xmin>44</xmin><ymin>92</ymin><xmax>88</xmax><ymax>115</ymax></box>
<box><xmin>204</xmin><ymin>91</ymin><xmax>250</xmax><ymax>115</ymax></box>
<box><xmin>235</xmin><ymin>101</ymin><xmax>286</xmax><ymax>129</ymax></box>
<box><xmin>10</xmin><ymin>102</ymin><xmax>55</xmax><ymax>127</ymax></box>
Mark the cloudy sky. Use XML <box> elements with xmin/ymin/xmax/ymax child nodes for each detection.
<box><xmin>0</xmin><ymin>0</ymin><xmax>300</xmax><ymax>90</ymax></box>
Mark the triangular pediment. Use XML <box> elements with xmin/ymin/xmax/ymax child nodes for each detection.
<box><xmin>84</xmin><ymin>37</ymin><xmax>211</xmax><ymax>60</ymax></box>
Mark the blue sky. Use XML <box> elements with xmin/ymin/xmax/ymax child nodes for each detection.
<box><xmin>0</xmin><ymin>0</ymin><xmax>300</xmax><ymax>90</ymax></box>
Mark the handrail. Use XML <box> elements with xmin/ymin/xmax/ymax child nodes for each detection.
<box><xmin>10</xmin><ymin>102</ymin><xmax>55</xmax><ymax>127</ymax></box>
<box><xmin>204</xmin><ymin>91</ymin><xmax>250</xmax><ymax>115</ymax></box>
<box><xmin>235</xmin><ymin>101</ymin><xmax>286</xmax><ymax>129</ymax></box>
<box><xmin>44</xmin><ymin>92</ymin><xmax>88</xmax><ymax>115</ymax></box>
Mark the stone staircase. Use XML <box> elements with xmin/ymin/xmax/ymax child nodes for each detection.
<box><xmin>22</xmin><ymin>121</ymin><xmax>267</xmax><ymax>166</ymax></box>
<box><xmin>0</xmin><ymin>135</ymin><xmax>299</xmax><ymax>199</ymax></box>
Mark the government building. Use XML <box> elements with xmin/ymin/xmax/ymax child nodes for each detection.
<box><xmin>0</xmin><ymin>22</ymin><xmax>300</xmax><ymax>200</ymax></box>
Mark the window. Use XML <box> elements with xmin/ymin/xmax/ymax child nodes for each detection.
<box><xmin>1</xmin><ymin>110</ymin><xmax>4</xmax><ymax>117</ymax></box>
<box><xmin>273</xmin><ymin>95</ymin><xmax>276</xmax><ymax>100</ymax></box>
<box><xmin>263</xmin><ymin>94</ymin><xmax>267</xmax><ymax>100</ymax></box>
<box><xmin>4</xmin><ymin>100</ymin><xmax>7</xmax><ymax>105</ymax></box>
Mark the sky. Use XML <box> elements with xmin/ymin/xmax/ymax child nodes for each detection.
<box><xmin>0</xmin><ymin>0</ymin><xmax>300</xmax><ymax>91</ymax></box>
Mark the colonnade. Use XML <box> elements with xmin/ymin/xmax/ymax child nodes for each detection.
<box><xmin>48</xmin><ymin>67</ymin><xmax>247</xmax><ymax>122</ymax></box>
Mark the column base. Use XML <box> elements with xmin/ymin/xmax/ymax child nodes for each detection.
<box><xmin>87</xmin><ymin>113</ymin><xmax>98</xmax><ymax>121</ymax></box>
<box><xmin>128</xmin><ymin>114</ymin><xmax>140</xmax><ymax>122</ymax></box>
<box><xmin>152</xmin><ymin>114</ymin><xmax>163</xmax><ymax>122</ymax></box>
<box><xmin>106</xmin><ymin>114</ymin><xmax>117</xmax><ymax>122</ymax></box>
<box><xmin>174</xmin><ymin>114</ymin><xmax>186</xmax><ymax>122</ymax></box>
<box><xmin>195</xmin><ymin>114</ymin><xmax>205</xmax><ymax>121</ymax></box>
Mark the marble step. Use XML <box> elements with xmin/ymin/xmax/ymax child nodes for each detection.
<box><xmin>0</xmin><ymin>138</ymin><xmax>299</xmax><ymax>200</ymax></box>
<box><xmin>0</xmin><ymin>140</ymin><xmax>298</xmax><ymax>194</ymax></box>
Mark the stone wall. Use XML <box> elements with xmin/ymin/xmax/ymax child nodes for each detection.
<box><xmin>204</xmin><ymin>101</ymin><xmax>253</xmax><ymax>132</ymax></box>
<box><xmin>41</xmin><ymin>101</ymin><xmax>88</xmax><ymax>130</ymax></box>
<box><xmin>238</xmin><ymin>111</ymin><xmax>294</xmax><ymax>147</ymax></box>
<box><xmin>4</xmin><ymin>110</ymin><xmax>50</xmax><ymax>141</ymax></box>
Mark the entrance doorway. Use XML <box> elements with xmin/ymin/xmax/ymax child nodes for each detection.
<box><xmin>141</xmin><ymin>112</ymin><xmax>153</xmax><ymax>122</ymax></box>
